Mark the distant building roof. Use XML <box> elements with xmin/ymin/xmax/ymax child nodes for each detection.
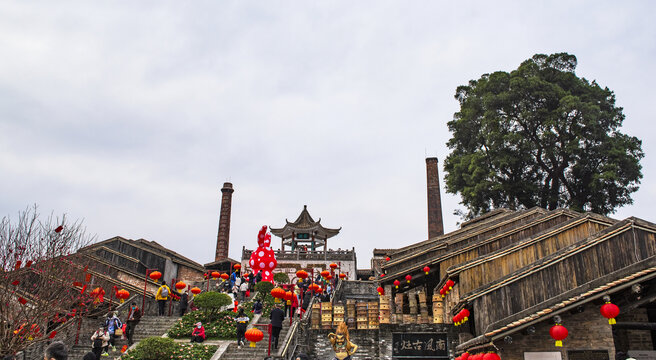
<box><xmin>270</xmin><ymin>205</ymin><xmax>341</xmax><ymax>240</ymax></box>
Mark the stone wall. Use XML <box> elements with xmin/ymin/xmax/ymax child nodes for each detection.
<box><xmin>489</xmin><ymin>306</ymin><xmax>615</xmax><ymax>360</ymax></box>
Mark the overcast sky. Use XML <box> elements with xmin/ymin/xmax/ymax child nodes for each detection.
<box><xmin>1</xmin><ymin>1</ymin><xmax>654</xmax><ymax>266</ymax></box>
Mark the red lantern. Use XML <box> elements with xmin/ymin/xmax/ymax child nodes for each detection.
<box><xmin>285</xmin><ymin>291</ymin><xmax>293</xmax><ymax>302</ymax></box>
<box><xmin>326</xmin><ymin>274</ymin><xmax>333</xmax><ymax>280</ymax></box>
<box><xmin>461</xmin><ymin>353</ymin><xmax>470</xmax><ymax>360</ymax></box>
<box><xmin>321</xmin><ymin>270</ymin><xmax>330</xmax><ymax>278</ymax></box>
<box><xmin>394</xmin><ymin>280</ymin><xmax>400</xmax><ymax>289</ymax></box>
<box><xmin>330</xmin><ymin>263</ymin><xmax>338</xmax><ymax>269</ymax></box>
<box><xmin>483</xmin><ymin>353</ymin><xmax>501</xmax><ymax>360</ymax></box>
<box><xmin>377</xmin><ymin>286</ymin><xmax>384</xmax><ymax>295</ymax></box>
<box><xmin>296</xmin><ymin>270</ymin><xmax>308</xmax><ymax>279</ymax></box>
<box><xmin>405</xmin><ymin>274</ymin><xmax>412</xmax><ymax>283</ymax></box>
<box><xmin>600</xmin><ymin>302</ymin><xmax>620</xmax><ymax>324</ymax></box>
<box><xmin>315</xmin><ymin>286</ymin><xmax>323</xmax><ymax>293</ymax></box>
<box><xmin>446</xmin><ymin>279</ymin><xmax>455</xmax><ymax>290</ymax></box>
<box><xmin>550</xmin><ymin>324</ymin><xmax>568</xmax><ymax>347</ymax></box>
<box><xmin>271</xmin><ymin>287</ymin><xmax>286</xmax><ymax>299</ymax></box>
<box><xmin>190</xmin><ymin>287</ymin><xmax>201</xmax><ymax>295</ymax></box>
<box><xmin>211</xmin><ymin>271</ymin><xmax>221</xmax><ymax>279</ymax></box>
<box><xmin>461</xmin><ymin>308</ymin><xmax>470</xmax><ymax>322</ymax></box>
<box><xmin>380</xmin><ymin>273</ymin><xmax>386</xmax><ymax>277</ymax></box>
<box><xmin>149</xmin><ymin>271</ymin><xmax>162</xmax><ymax>282</ymax></box>
<box><xmin>234</xmin><ymin>264</ymin><xmax>241</xmax><ymax>270</ymax></box>
<box><xmin>221</xmin><ymin>273</ymin><xmax>229</xmax><ymax>280</ymax></box>
<box><xmin>339</xmin><ymin>273</ymin><xmax>346</xmax><ymax>279</ymax></box>
<box><xmin>175</xmin><ymin>281</ymin><xmax>186</xmax><ymax>290</ymax></box>
<box><xmin>439</xmin><ymin>287</ymin><xmax>446</xmax><ymax>298</ymax></box>
<box><xmin>245</xmin><ymin>327</ymin><xmax>264</xmax><ymax>347</ymax></box>
<box><xmin>423</xmin><ymin>266</ymin><xmax>430</xmax><ymax>275</ymax></box>
<box><xmin>116</xmin><ymin>289</ymin><xmax>130</xmax><ymax>303</ymax></box>
<box><xmin>385</xmin><ymin>257</ymin><xmax>391</xmax><ymax>261</ymax></box>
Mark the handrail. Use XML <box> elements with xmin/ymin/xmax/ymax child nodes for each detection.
<box><xmin>280</xmin><ymin>320</ymin><xmax>299</xmax><ymax>358</ymax></box>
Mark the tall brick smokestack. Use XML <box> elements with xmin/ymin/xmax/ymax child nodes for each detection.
<box><xmin>215</xmin><ymin>182</ymin><xmax>234</xmax><ymax>261</ymax></box>
<box><xmin>426</xmin><ymin>157</ymin><xmax>444</xmax><ymax>239</ymax></box>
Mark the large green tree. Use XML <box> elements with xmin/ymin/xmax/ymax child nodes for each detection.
<box><xmin>444</xmin><ymin>53</ymin><xmax>643</xmax><ymax>217</ymax></box>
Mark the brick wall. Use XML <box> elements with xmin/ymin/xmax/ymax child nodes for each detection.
<box><xmin>177</xmin><ymin>265</ymin><xmax>205</xmax><ymax>282</ymax></box>
<box><xmin>489</xmin><ymin>306</ymin><xmax>615</xmax><ymax>360</ymax></box>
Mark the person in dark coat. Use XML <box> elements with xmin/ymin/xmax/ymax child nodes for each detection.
<box><xmin>255</xmin><ymin>271</ymin><xmax>262</xmax><ymax>284</ymax></box>
<box><xmin>253</xmin><ymin>298</ymin><xmax>263</xmax><ymax>314</ymax></box>
<box><xmin>234</xmin><ymin>308</ymin><xmax>250</xmax><ymax>348</ymax></box>
<box><xmin>125</xmin><ymin>302</ymin><xmax>142</xmax><ymax>347</ymax></box>
<box><xmin>302</xmin><ymin>291</ymin><xmax>312</xmax><ymax>311</ymax></box>
<box><xmin>269</xmin><ymin>303</ymin><xmax>285</xmax><ymax>349</ymax></box>
<box><xmin>179</xmin><ymin>291</ymin><xmax>189</xmax><ymax>316</ymax></box>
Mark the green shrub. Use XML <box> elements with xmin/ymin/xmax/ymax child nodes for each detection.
<box><xmin>273</xmin><ymin>272</ymin><xmax>290</xmax><ymax>284</ymax></box>
<box><xmin>133</xmin><ymin>337</ymin><xmax>177</xmax><ymax>360</ymax></box>
<box><xmin>193</xmin><ymin>292</ymin><xmax>232</xmax><ymax>321</ymax></box>
<box><xmin>255</xmin><ymin>281</ymin><xmax>273</xmax><ymax>299</ymax></box>
<box><xmin>122</xmin><ymin>342</ymin><xmax>217</xmax><ymax>360</ymax></box>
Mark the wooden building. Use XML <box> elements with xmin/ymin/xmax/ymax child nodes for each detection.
<box><xmin>379</xmin><ymin>208</ymin><xmax>656</xmax><ymax>360</ymax></box>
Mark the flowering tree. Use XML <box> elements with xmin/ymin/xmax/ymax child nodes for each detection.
<box><xmin>0</xmin><ymin>206</ymin><xmax>95</xmax><ymax>357</ymax></box>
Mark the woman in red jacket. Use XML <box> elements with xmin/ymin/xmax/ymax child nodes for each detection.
<box><xmin>191</xmin><ymin>322</ymin><xmax>206</xmax><ymax>343</ymax></box>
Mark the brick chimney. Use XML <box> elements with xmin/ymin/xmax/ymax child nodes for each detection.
<box><xmin>215</xmin><ymin>182</ymin><xmax>234</xmax><ymax>261</ymax></box>
<box><xmin>426</xmin><ymin>157</ymin><xmax>444</xmax><ymax>238</ymax></box>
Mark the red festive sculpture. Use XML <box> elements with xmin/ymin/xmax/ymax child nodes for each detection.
<box><xmin>394</xmin><ymin>280</ymin><xmax>400</xmax><ymax>289</ymax></box>
<box><xmin>191</xmin><ymin>287</ymin><xmax>201</xmax><ymax>295</ymax></box>
<box><xmin>600</xmin><ymin>302</ymin><xmax>620</xmax><ymax>324</ymax></box>
<box><xmin>175</xmin><ymin>281</ymin><xmax>187</xmax><ymax>290</ymax></box>
<box><xmin>149</xmin><ymin>271</ymin><xmax>162</xmax><ymax>282</ymax></box>
<box><xmin>249</xmin><ymin>226</ymin><xmax>277</xmax><ymax>282</ymax></box>
<box><xmin>245</xmin><ymin>327</ymin><xmax>264</xmax><ymax>347</ymax></box>
<box><xmin>550</xmin><ymin>324</ymin><xmax>568</xmax><ymax>347</ymax></box>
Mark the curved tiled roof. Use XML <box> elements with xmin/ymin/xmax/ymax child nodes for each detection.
<box><xmin>270</xmin><ymin>205</ymin><xmax>341</xmax><ymax>239</ymax></box>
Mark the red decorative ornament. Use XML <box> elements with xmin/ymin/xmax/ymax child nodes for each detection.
<box><xmin>55</xmin><ymin>225</ymin><xmax>64</xmax><ymax>233</ymax></box>
<box><xmin>550</xmin><ymin>324</ymin><xmax>568</xmax><ymax>347</ymax></box>
<box><xmin>11</xmin><ymin>280</ymin><xmax>19</xmax><ymax>286</ymax></box>
<box><xmin>394</xmin><ymin>280</ymin><xmax>400</xmax><ymax>289</ymax></box>
<box><xmin>461</xmin><ymin>352</ymin><xmax>470</xmax><ymax>360</ymax></box>
<box><xmin>600</xmin><ymin>302</ymin><xmax>620</xmax><ymax>325</ymax></box>
<box><xmin>483</xmin><ymin>353</ymin><xmax>501</xmax><ymax>360</ymax></box>
<box><xmin>380</xmin><ymin>273</ymin><xmax>386</xmax><ymax>278</ymax></box>
<box><xmin>221</xmin><ymin>273</ymin><xmax>229</xmax><ymax>280</ymax></box>
<box><xmin>326</xmin><ymin>274</ymin><xmax>333</xmax><ymax>280</ymax></box>
<box><xmin>285</xmin><ymin>291</ymin><xmax>293</xmax><ymax>301</ymax></box>
<box><xmin>249</xmin><ymin>226</ymin><xmax>277</xmax><ymax>282</ymax></box>
<box><xmin>14</xmin><ymin>260</ymin><xmax>21</xmax><ymax>270</ymax></box>
<box><xmin>49</xmin><ymin>331</ymin><xmax>57</xmax><ymax>339</ymax></box>
<box><xmin>175</xmin><ymin>281</ymin><xmax>187</xmax><ymax>290</ymax></box>
<box><xmin>211</xmin><ymin>271</ymin><xmax>221</xmax><ymax>279</ymax></box>
<box><xmin>339</xmin><ymin>273</ymin><xmax>346</xmax><ymax>279</ymax></box>
<box><xmin>296</xmin><ymin>270</ymin><xmax>309</xmax><ymax>279</ymax></box>
<box><xmin>330</xmin><ymin>263</ymin><xmax>338</xmax><ymax>269</ymax></box>
<box><xmin>191</xmin><ymin>287</ymin><xmax>201</xmax><ymax>295</ymax></box>
<box><xmin>377</xmin><ymin>286</ymin><xmax>385</xmax><ymax>295</ymax></box>
<box><xmin>271</xmin><ymin>287</ymin><xmax>286</xmax><ymax>299</ymax></box>
<box><xmin>18</xmin><ymin>297</ymin><xmax>27</xmax><ymax>305</ymax></box>
<box><xmin>423</xmin><ymin>266</ymin><xmax>430</xmax><ymax>275</ymax></box>
<box><xmin>446</xmin><ymin>279</ymin><xmax>455</xmax><ymax>290</ymax></box>
<box><xmin>116</xmin><ymin>289</ymin><xmax>130</xmax><ymax>303</ymax></box>
<box><xmin>121</xmin><ymin>345</ymin><xmax>128</xmax><ymax>353</ymax></box>
<box><xmin>385</xmin><ymin>257</ymin><xmax>391</xmax><ymax>261</ymax></box>
<box><xmin>234</xmin><ymin>264</ymin><xmax>241</xmax><ymax>270</ymax></box>
<box><xmin>461</xmin><ymin>308</ymin><xmax>470</xmax><ymax>322</ymax></box>
<box><xmin>321</xmin><ymin>270</ymin><xmax>330</xmax><ymax>278</ymax></box>
<box><xmin>149</xmin><ymin>271</ymin><xmax>162</xmax><ymax>282</ymax></box>
<box><xmin>439</xmin><ymin>287</ymin><xmax>446</xmax><ymax>298</ymax></box>
<box><xmin>245</xmin><ymin>327</ymin><xmax>264</xmax><ymax>347</ymax></box>
<box><xmin>405</xmin><ymin>274</ymin><xmax>412</xmax><ymax>283</ymax></box>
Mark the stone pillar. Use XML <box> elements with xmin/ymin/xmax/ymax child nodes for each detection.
<box><xmin>215</xmin><ymin>182</ymin><xmax>234</xmax><ymax>261</ymax></box>
<box><xmin>426</xmin><ymin>157</ymin><xmax>444</xmax><ymax>239</ymax></box>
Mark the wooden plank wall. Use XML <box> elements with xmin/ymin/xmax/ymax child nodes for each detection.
<box><xmin>456</xmin><ymin>219</ymin><xmax>610</xmax><ymax>296</ymax></box>
<box><xmin>471</xmin><ymin>224</ymin><xmax>656</xmax><ymax>335</ymax></box>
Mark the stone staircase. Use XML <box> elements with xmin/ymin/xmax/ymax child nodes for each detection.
<box><xmin>66</xmin><ymin>315</ymin><xmax>180</xmax><ymax>359</ymax></box>
<box><xmin>219</xmin><ymin>319</ymin><xmax>291</xmax><ymax>360</ymax></box>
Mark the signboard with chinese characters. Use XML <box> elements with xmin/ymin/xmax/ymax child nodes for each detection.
<box><xmin>392</xmin><ymin>332</ymin><xmax>449</xmax><ymax>359</ymax></box>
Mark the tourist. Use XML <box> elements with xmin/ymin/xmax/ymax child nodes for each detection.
<box><xmin>179</xmin><ymin>290</ymin><xmax>189</xmax><ymax>317</ymax></box>
<box><xmin>230</xmin><ymin>271</ymin><xmax>237</xmax><ymax>288</ymax></box>
<box><xmin>156</xmin><ymin>281</ymin><xmax>171</xmax><ymax>316</ymax></box>
<box><xmin>255</xmin><ymin>271</ymin><xmax>262</xmax><ymax>284</ymax></box>
<box><xmin>91</xmin><ymin>325</ymin><xmax>110</xmax><ymax>358</ymax></box>
<box><xmin>291</xmin><ymin>289</ymin><xmax>299</xmax><ymax>320</ymax></box>
<box><xmin>105</xmin><ymin>311</ymin><xmax>122</xmax><ymax>351</ymax></box>
<box><xmin>270</xmin><ymin>303</ymin><xmax>285</xmax><ymax>349</ymax></box>
<box><xmin>125</xmin><ymin>302</ymin><xmax>142</xmax><ymax>346</ymax></box>
<box><xmin>253</xmin><ymin>298</ymin><xmax>263</xmax><ymax>315</ymax></box>
<box><xmin>239</xmin><ymin>278</ymin><xmax>249</xmax><ymax>301</ymax></box>
<box><xmin>190</xmin><ymin>322</ymin><xmax>205</xmax><ymax>343</ymax></box>
<box><xmin>43</xmin><ymin>341</ymin><xmax>67</xmax><ymax>360</ymax></box>
<box><xmin>234</xmin><ymin>308</ymin><xmax>250</xmax><ymax>348</ymax></box>
<box><xmin>302</xmin><ymin>291</ymin><xmax>311</xmax><ymax>315</ymax></box>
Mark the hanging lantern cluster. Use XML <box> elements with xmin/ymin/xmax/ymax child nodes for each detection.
<box><xmin>377</xmin><ymin>286</ymin><xmax>385</xmax><ymax>296</ymax></box>
<box><xmin>453</xmin><ymin>308</ymin><xmax>470</xmax><ymax>326</ymax></box>
<box><xmin>190</xmin><ymin>287</ymin><xmax>201</xmax><ymax>295</ymax></box>
<box><xmin>245</xmin><ymin>327</ymin><xmax>264</xmax><ymax>347</ymax></box>
<box><xmin>549</xmin><ymin>323</ymin><xmax>568</xmax><ymax>347</ymax></box>
<box><xmin>175</xmin><ymin>281</ymin><xmax>187</xmax><ymax>290</ymax></box>
<box><xmin>440</xmin><ymin>279</ymin><xmax>456</xmax><ymax>297</ymax></box>
<box><xmin>600</xmin><ymin>300</ymin><xmax>620</xmax><ymax>324</ymax></box>
<box><xmin>116</xmin><ymin>289</ymin><xmax>130</xmax><ymax>303</ymax></box>
<box><xmin>149</xmin><ymin>271</ymin><xmax>162</xmax><ymax>283</ymax></box>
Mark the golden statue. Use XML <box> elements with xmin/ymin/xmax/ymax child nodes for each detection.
<box><xmin>327</xmin><ymin>322</ymin><xmax>358</xmax><ymax>360</ymax></box>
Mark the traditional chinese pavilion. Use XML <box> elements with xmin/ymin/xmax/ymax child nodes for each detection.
<box><xmin>270</xmin><ymin>205</ymin><xmax>341</xmax><ymax>251</ymax></box>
